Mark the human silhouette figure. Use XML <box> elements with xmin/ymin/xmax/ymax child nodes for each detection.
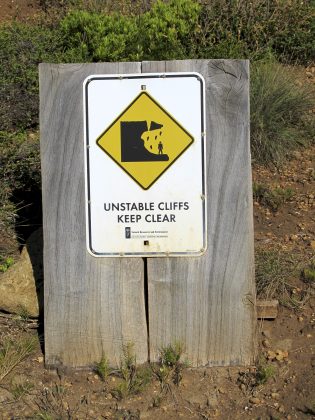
<box><xmin>158</xmin><ymin>141</ymin><xmax>163</xmax><ymax>154</ymax></box>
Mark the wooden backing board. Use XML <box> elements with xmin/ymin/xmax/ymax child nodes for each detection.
<box><xmin>39</xmin><ymin>63</ymin><xmax>148</xmax><ymax>367</ymax></box>
<box><xmin>40</xmin><ymin>60</ymin><xmax>256</xmax><ymax>367</ymax></box>
<box><xmin>143</xmin><ymin>60</ymin><xmax>256</xmax><ymax>366</ymax></box>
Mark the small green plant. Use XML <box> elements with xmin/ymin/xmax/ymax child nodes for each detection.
<box><xmin>196</xmin><ymin>0</ymin><xmax>314</xmax><ymax>64</ymax></box>
<box><xmin>12</xmin><ymin>382</ymin><xmax>34</xmax><ymax>400</ymax></box>
<box><xmin>302</xmin><ymin>262</ymin><xmax>315</xmax><ymax>285</ymax></box>
<box><xmin>255</xmin><ymin>248</ymin><xmax>297</xmax><ymax>300</ymax></box>
<box><xmin>253</xmin><ymin>183</ymin><xmax>294</xmax><ymax>211</ymax></box>
<box><xmin>256</xmin><ymin>361</ymin><xmax>276</xmax><ymax>385</ymax></box>
<box><xmin>36</xmin><ymin>384</ymin><xmax>77</xmax><ymax>419</ymax></box>
<box><xmin>238</xmin><ymin>359</ymin><xmax>276</xmax><ymax>390</ymax></box>
<box><xmin>95</xmin><ymin>354</ymin><xmax>110</xmax><ymax>381</ymax></box>
<box><xmin>0</xmin><ymin>335</ymin><xmax>37</xmax><ymax>382</ymax></box>
<box><xmin>112</xmin><ymin>342</ymin><xmax>152</xmax><ymax>400</ymax></box>
<box><xmin>0</xmin><ymin>256</ymin><xmax>14</xmax><ymax>272</ymax></box>
<box><xmin>250</xmin><ymin>61</ymin><xmax>314</xmax><ymax>165</ymax></box>
<box><xmin>17</xmin><ymin>306</ymin><xmax>31</xmax><ymax>322</ymax></box>
<box><xmin>153</xmin><ymin>341</ymin><xmax>187</xmax><ymax>389</ymax></box>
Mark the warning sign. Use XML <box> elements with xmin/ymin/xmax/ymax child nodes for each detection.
<box><xmin>84</xmin><ymin>73</ymin><xmax>206</xmax><ymax>257</ymax></box>
<box><xmin>97</xmin><ymin>91</ymin><xmax>194</xmax><ymax>189</ymax></box>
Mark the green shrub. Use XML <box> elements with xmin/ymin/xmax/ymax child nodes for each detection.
<box><xmin>0</xmin><ymin>256</ymin><xmax>14</xmax><ymax>273</ymax></box>
<box><xmin>253</xmin><ymin>183</ymin><xmax>294</xmax><ymax>211</ymax></box>
<box><xmin>302</xmin><ymin>262</ymin><xmax>315</xmax><ymax>285</ymax></box>
<box><xmin>95</xmin><ymin>354</ymin><xmax>110</xmax><ymax>381</ymax></box>
<box><xmin>255</xmin><ymin>248</ymin><xmax>297</xmax><ymax>299</ymax></box>
<box><xmin>0</xmin><ymin>131</ymin><xmax>41</xmax><ymax>247</ymax></box>
<box><xmin>59</xmin><ymin>10</ymin><xmax>141</xmax><ymax>61</ymax></box>
<box><xmin>196</xmin><ymin>0</ymin><xmax>315</xmax><ymax>64</ymax></box>
<box><xmin>112</xmin><ymin>342</ymin><xmax>152</xmax><ymax>399</ymax></box>
<box><xmin>140</xmin><ymin>0</ymin><xmax>200</xmax><ymax>60</ymax></box>
<box><xmin>59</xmin><ymin>0</ymin><xmax>201</xmax><ymax>62</ymax></box>
<box><xmin>250</xmin><ymin>61</ymin><xmax>315</xmax><ymax>165</ymax></box>
<box><xmin>0</xmin><ymin>23</ymin><xmax>66</xmax><ymax>131</ymax></box>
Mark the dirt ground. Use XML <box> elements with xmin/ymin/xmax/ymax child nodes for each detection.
<box><xmin>0</xmin><ymin>145</ymin><xmax>314</xmax><ymax>419</ymax></box>
<box><xmin>0</xmin><ymin>2</ymin><xmax>315</xmax><ymax>419</ymax></box>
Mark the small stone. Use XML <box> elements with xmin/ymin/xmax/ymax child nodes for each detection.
<box><xmin>249</xmin><ymin>397</ymin><xmax>261</xmax><ymax>405</ymax></box>
<box><xmin>189</xmin><ymin>393</ymin><xmax>206</xmax><ymax>407</ymax></box>
<box><xmin>298</xmin><ymin>316</ymin><xmax>304</xmax><ymax>322</ymax></box>
<box><xmin>279</xmin><ymin>405</ymin><xmax>285</xmax><ymax>413</ymax></box>
<box><xmin>310</xmin><ymin>241</ymin><xmax>315</xmax><ymax>250</ymax></box>
<box><xmin>207</xmin><ymin>395</ymin><xmax>218</xmax><ymax>408</ymax></box>
<box><xmin>262</xmin><ymin>330</ymin><xmax>271</xmax><ymax>338</ymax></box>
<box><xmin>271</xmin><ymin>392</ymin><xmax>280</xmax><ymax>400</ymax></box>
<box><xmin>262</xmin><ymin>339</ymin><xmax>271</xmax><ymax>348</ymax></box>
<box><xmin>267</xmin><ymin>350</ymin><xmax>276</xmax><ymax>360</ymax></box>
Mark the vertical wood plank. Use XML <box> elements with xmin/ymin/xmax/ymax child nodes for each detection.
<box><xmin>40</xmin><ymin>63</ymin><xmax>148</xmax><ymax>367</ymax></box>
<box><xmin>143</xmin><ymin>60</ymin><xmax>256</xmax><ymax>366</ymax></box>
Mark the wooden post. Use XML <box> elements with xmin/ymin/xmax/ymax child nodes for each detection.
<box><xmin>40</xmin><ymin>60</ymin><xmax>255</xmax><ymax>367</ymax></box>
<box><xmin>142</xmin><ymin>60</ymin><xmax>256</xmax><ymax>366</ymax></box>
<box><xmin>39</xmin><ymin>63</ymin><xmax>148</xmax><ymax>367</ymax></box>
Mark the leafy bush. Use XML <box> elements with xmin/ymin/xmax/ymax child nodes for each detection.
<box><xmin>0</xmin><ymin>131</ymin><xmax>41</xmax><ymax>248</ymax></box>
<box><xmin>59</xmin><ymin>10</ymin><xmax>141</xmax><ymax>61</ymax></box>
<box><xmin>0</xmin><ymin>23</ymin><xmax>66</xmax><ymax>131</ymax></box>
<box><xmin>140</xmin><ymin>0</ymin><xmax>200</xmax><ymax>60</ymax></box>
<box><xmin>196</xmin><ymin>0</ymin><xmax>315</xmax><ymax>64</ymax></box>
<box><xmin>250</xmin><ymin>61</ymin><xmax>315</xmax><ymax>165</ymax></box>
<box><xmin>112</xmin><ymin>343</ymin><xmax>152</xmax><ymax>399</ymax></box>
<box><xmin>60</xmin><ymin>0</ymin><xmax>200</xmax><ymax>62</ymax></box>
<box><xmin>302</xmin><ymin>262</ymin><xmax>315</xmax><ymax>285</ymax></box>
<box><xmin>253</xmin><ymin>183</ymin><xmax>294</xmax><ymax>211</ymax></box>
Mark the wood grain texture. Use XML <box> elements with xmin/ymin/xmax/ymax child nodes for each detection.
<box><xmin>257</xmin><ymin>300</ymin><xmax>279</xmax><ymax>319</ymax></box>
<box><xmin>143</xmin><ymin>60</ymin><xmax>256</xmax><ymax>366</ymax></box>
<box><xmin>40</xmin><ymin>63</ymin><xmax>148</xmax><ymax>367</ymax></box>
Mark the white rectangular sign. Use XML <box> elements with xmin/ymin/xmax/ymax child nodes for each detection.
<box><xmin>84</xmin><ymin>73</ymin><xmax>206</xmax><ymax>257</ymax></box>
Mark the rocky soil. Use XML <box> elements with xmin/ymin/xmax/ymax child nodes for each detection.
<box><xmin>0</xmin><ymin>144</ymin><xmax>314</xmax><ymax>419</ymax></box>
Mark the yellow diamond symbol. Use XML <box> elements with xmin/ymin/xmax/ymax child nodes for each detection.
<box><xmin>96</xmin><ymin>91</ymin><xmax>194</xmax><ymax>189</ymax></box>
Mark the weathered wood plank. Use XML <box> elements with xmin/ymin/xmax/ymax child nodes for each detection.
<box><xmin>143</xmin><ymin>60</ymin><xmax>256</xmax><ymax>366</ymax></box>
<box><xmin>40</xmin><ymin>63</ymin><xmax>148</xmax><ymax>367</ymax></box>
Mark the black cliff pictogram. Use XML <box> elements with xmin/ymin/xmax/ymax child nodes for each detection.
<box><xmin>121</xmin><ymin>121</ymin><xmax>169</xmax><ymax>162</ymax></box>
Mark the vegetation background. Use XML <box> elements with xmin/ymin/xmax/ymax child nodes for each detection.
<box><xmin>1</xmin><ymin>0</ymin><xmax>314</xmax><ymax>261</ymax></box>
<box><xmin>0</xmin><ymin>1</ymin><xmax>314</xmax><ymax>418</ymax></box>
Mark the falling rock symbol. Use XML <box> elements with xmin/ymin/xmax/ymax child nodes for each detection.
<box><xmin>120</xmin><ymin>120</ymin><xmax>169</xmax><ymax>162</ymax></box>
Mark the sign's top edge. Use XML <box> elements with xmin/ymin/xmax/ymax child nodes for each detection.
<box><xmin>83</xmin><ymin>72</ymin><xmax>205</xmax><ymax>87</ymax></box>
